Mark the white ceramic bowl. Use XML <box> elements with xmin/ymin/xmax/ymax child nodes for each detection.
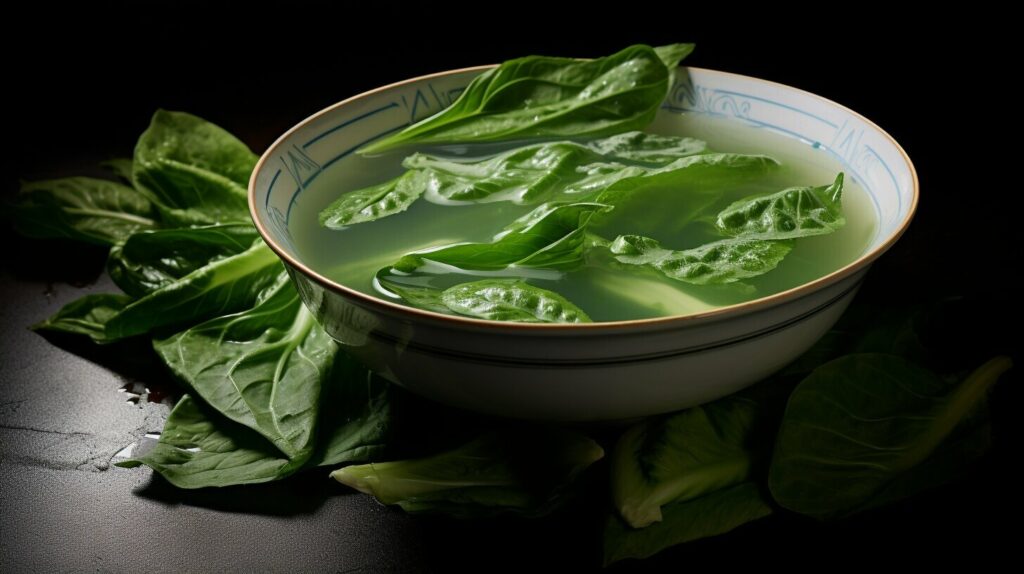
<box><xmin>249</xmin><ymin>65</ymin><xmax>917</xmax><ymax>421</ymax></box>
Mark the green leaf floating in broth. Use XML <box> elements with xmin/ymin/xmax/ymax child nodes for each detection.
<box><xmin>321</xmin><ymin>132</ymin><xmax>710</xmax><ymax>226</ymax></box>
<box><xmin>331</xmin><ymin>429</ymin><xmax>604</xmax><ymax>517</ymax></box>
<box><xmin>717</xmin><ymin>173</ymin><xmax>845</xmax><ymax>239</ymax></box>
<box><xmin>107</xmin><ymin>223</ymin><xmax>260</xmax><ymax>297</ymax></box>
<box><xmin>611</xmin><ymin>394</ymin><xmax>765</xmax><ymax>528</ymax></box>
<box><xmin>441</xmin><ymin>279</ymin><xmax>592</xmax><ymax>323</ymax></box>
<box><xmin>319</xmin><ymin>170</ymin><xmax>427</xmax><ymax>229</ymax></box>
<box><xmin>133</xmin><ymin>110</ymin><xmax>258</xmax><ymax>226</ymax></box>
<box><xmin>609</xmin><ymin>234</ymin><xmax>793</xmax><ymax>285</ymax></box>
<box><xmin>358</xmin><ymin>43</ymin><xmax>694</xmax><ymax>155</ymax></box>
<box><xmin>769</xmin><ymin>354</ymin><xmax>1013</xmax><ymax>519</ymax></box>
<box><xmin>603</xmin><ymin>482</ymin><xmax>772</xmax><ymax>565</ymax></box>
<box><xmin>153</xmin><ymin>272</ymin><xmax>334</xmax><ymax>461</ymax></box>
<box><xmin>31</xmin><ymin>293</ymin><xmax>134</xmax><ymax>343</ymax></box>
<box><xmin>389</xmin><ymin>201</ymin><xmax>612</xmax><ymax>273</ymax></box>
<box><xmin>12</xmin><ymin>177</ymin><xmax>158</xmax><ymax>246</ymax></box>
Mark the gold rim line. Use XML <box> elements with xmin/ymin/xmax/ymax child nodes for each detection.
<box><xmin>248</xmin><ymin>65</ymin><xmax>919</xmax><ymax>333</ymax></box>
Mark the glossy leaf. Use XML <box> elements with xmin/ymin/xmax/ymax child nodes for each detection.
<box><xmin>104</xmin><ymin>240</ymin><xmax>282</xmax><ymax>340</ymax></box>
<box><xmin>133</xmin><ymin>110</ymin><xmax>257</xmax><ymax>225</ymax></box>
<box><xmin>331</xmin><ymin>429</ymin><xmax>604</xmax><ymax>517</ymax></box>
<box><xmin>323</xmin><ymin>132</ymin><xmax>709</xmax><ymax>226</ymax></box>
<box><xmin>117</xmin><ymin>395</ymin><xmax>300</xmax><ymax>488</ymax></box>
<box><xmin>359</xmin><ymin>43</ymin><xmax>693</xmax><ymax>154</ymax></box>
<box><xmin>609</xmin><ymin>234</ymin><xmax>793</xmax><ymax>285</ymax></box>
<box><xmin>13</xmin><ymin>177</ymin><xmax>157</xmax><ymax>245</ymax></box>
<box><xmin>319</xmin><ymin>170</ymin><xmax>426</xmax><ymax>229</ymax></box>
<box><xmin>107</xmin><ymin>224</ymin><xmax>259</xmax><ymax>297</ymax></box>
<box><xmin>309</xmin><ymin>360</ymin><xmax>394</xmax><ymax>467</ymax></box>
<box><xmin>31</xmin><ymin>293</ymin><xmax>133</xmax><ymax>342</ymax></box>
<box><xmin>389</xmin><ymin>201</ymin><xmax>611</xmax><ymax>273</ymax></box>
<box><xmin>611</xmin><ymin>395</ymin><xmax>763</xmax><ymax>528</ymax></box>
<box><xmin>441</xmin><ymin>279</ymin><xmax>591</xmax><ymax>323</ymax></box>
<box><xmin>153</xmin><ymin>273</ymin><xmax>335</xmax><ymax>460</ymax></box>
<box><xmin>769</xmin><ymin>354</ymin><xmax>1013</xmax><ymax>518</ymax></box>
<box><xmin>717</xmin><ymin>173</ymin><xmax>845</xmax><ymax>239</ymax></box>
<box><xmin>603</xmin><ymin>482</ymin><xmax>772</xmax><ymax>565</ymax></box>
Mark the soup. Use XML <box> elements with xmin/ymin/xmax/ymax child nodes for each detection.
<box><xmin>291</xmin><ymin>112</ymin><xmax>877</xmax><ymax>322</ymax></box>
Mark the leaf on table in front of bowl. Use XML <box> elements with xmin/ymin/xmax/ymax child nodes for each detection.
<box><xmin>603</xmin><ymin>481</ymin><xmax>772</xmax><ymax>566</ymax></box>
<box><xmin>358</xmin><ymin>43</ymin><xmax>694</xmax><ymax>154</ymax></box>
<box><xmin>768</xmin><ymin>354</ymin><xmax>1013</xmax><ymax>519</ymax></box>
<box><xmin>331</xmin><ymin>428</ymin><xmax>604</xmax><ymax>518</ymax></box>
<box><xmin>153</xmin><ymin>272</ymin><xmax>334</xmax><ymax>461</ymax></box>
<box><xmin>117</xmin><ymin>394</ymin><xmax>302</xmax><ymax>488</ymax></box>
<box><xmin>611</xmin><ymin>393</ymin><xmax>771</xmax><ymax>529</ymax></box>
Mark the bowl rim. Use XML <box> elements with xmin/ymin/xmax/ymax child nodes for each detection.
<box><xmin>249</xmin><ymin>64</ymin><xmax>919</xmax><ymax>332</ymax></box>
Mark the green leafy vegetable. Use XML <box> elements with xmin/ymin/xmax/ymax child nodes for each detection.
<box><xmin>331</xmin><ymin>429</ymin><xmax>604</xmax><ymax>517</ymax></box>
<box><xmin>319</xmin><ymin>170</ymin><xmax>426</xmax><ymax>229</ymax></box>
<box><xmin>359</xmin><ymin>43</ymin><xmax>694</xmax><ymax>154</ymax></box>
<box><xmin>107</xmin><ymin>223</ymin><xmax>259</xmax><ymax>297</ymax></box>
<box><xmin>118</xmin><ymin>394</ymin><xmax>301</xmax><ymax>488</ymax></box>
<box><xmin>441</xmin><ymin>279</ymin><xmax>591</xmax><ymax>323</ymax></box>
<box><xmin>103</xmin><ymin>241</ymin><xmax>282</xmax><ymax>340</ymax></box>
<box><xmin>769</xmin><ymin>354</ymin><xmax>1012</xmax><ymax>518</ymax></box>
<box><xmin>603</xmin><ymin>482</ymin><xmax>772</xmax><ymax>565</ymax></box>
<box><xmin>153</xmin><ymin>273</ymin><xmax>335</xmax><ymax>460</ymax></box>
<box><xmin>31</xmin><ymin>293</ymin><xmax>133</xmax><ymax>342</ymax></box>
<box><xmin>611</xmin><ymin>395</ymin><xmax>764</xmax><ymax>528</ymax></box>
<box><xmin>717</xmin><ymin>173</ymin><xmax>845</xmax><ymax>239</ymax></box>
<box><xmin>12</xmin><ymin>177</ymin><xmax>157</xmax><ymax>245</ymax></box>
<box><xmin>609</xmin><ymin>234</ymin><xmax>793</xmax><ymax>285</ymax></box>
<box><xmin>387</xmin><ymin>201</ymin><xmax>611</xmax><ymax>273</ymax></box>
<box><xmin>133</xmin><ymin>109</ymin><xmax>257</xmax><ymax>225</ymax></box>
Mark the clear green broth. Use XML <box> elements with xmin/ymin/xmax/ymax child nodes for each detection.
<box><xmin>290</xmin><ymin>113</ymin><xmax>877</xmax><ymax>322</ymax></box>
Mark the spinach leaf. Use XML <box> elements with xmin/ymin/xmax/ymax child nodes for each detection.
<box><xmin>117</xmin><ymin>394</ymin><xmax>301</xmax><ymax>488</ymax></box>
<box><xmin>31</xmin><ymin>293</ymin><xmax>134</xmax><ymax>342</ymax></box>
<box><xmin>153</xmin><ymin>273</ymin><xmax>335</xmax><ymax>461</ymax></box>
<box><xmin>609</xmin><ymin>234</ymin><xmax>793</xmax><ymax>285</ymax></box>
<box><xmin>611</xmin><ymin>395</ymin><xmax>764</xmax><ymax>528</ymax></box>
<box><xmin>586</xmin><ymin>131</ymin><xmax>707</xmax><ymax>164</ymax></box>
<box><xmin>133</xmin><ymin>110</ymin><xmax>257</xmax><ymax>225</ymax></box>
<box><xmin>603</xmin><ymin>482</ymin><xmax>772</xmax><ymax>565</ymax></box>
<box><xmin>309</xmin><ymin>361</ymin><xmax>394</xmax><ymax>467</ymax></box>
<box><xmin>331</xmin><ymin>429</ymin><xmax>604</xmax><ymax>517</ymax></box>
<box><xmin>375</xmin><ymin>275</ymin><xmax>453</xmax><ymax>314</ymax></box>
<box><xmin>12</xmin><ymin>177</ymin><xmax>158</xmax><ymax>245</ymax></box>
<box><xmin>717</xmin><ymin>173</ymin><xmax>845</xmax><ymax>239</ymax></box>
<box><xmin>358</xmin><ymin>43</ymin><xmax>694</xmax><ymax>154</ymax></box>
<box><xmin>107</xmin><ymin>224</ymin><xmax>260</xmax><ymax>297</ymax></box>
<box><xmin>323</xmin><ymin>132</ymin><xmax>709</xmax><ymax>226</ymax></box>
<box><xmin>590</xmin><ymin>153</ymin><xmax>779</xmax><ymax>206</ymax></box>
<box><xmin>769</xmin><ymin>354</ymin><xmax>1013</xmax><ymax>519</ymax></box>
<box><xmin>388</xmin><ymin>201</ymin><xmax>611</xmax><ymax>273</ymax></box>
<box><xmin>100</xmin><ymin>158</ymin><xmax>135</xmax><ymax>183</ymax></box>
<box><xmin>319</xmin><ymin>170</ymin><xmax>426</xmax><ymax>229</ymax></box>
<box><xmin>104</xmin><ymin>241</ymin><xmax>282</xmax><ymax>340</ymax></box>
<box><xmin>441</xmin><ymin>279</ymin><xmax>591</xmax><ymax>323</ymax></box>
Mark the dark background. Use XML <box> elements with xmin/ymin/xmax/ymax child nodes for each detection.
<box><xmin>2</xmin><ymin>5</ymin><xmax>1019</xmax><ymax>572</ymax></box>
